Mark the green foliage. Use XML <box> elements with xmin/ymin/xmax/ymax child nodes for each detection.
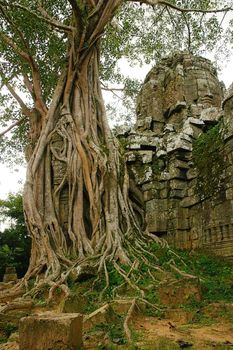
<box><xmin>0</xmin><ymin>192</ymin><xmax>31</xmax><ymax>280</ymax></box>
<box><xmin>193</xmin><ymin>122</ymin><xmax>225</xmax><ymax>198</ymax></box>
<box><xmin>69</xmin><ymin>242</ymin><xmax>232</xmax><ymax>317</ymax></box>
<box><xmin>1</xmin><ymin>324</ymin><xmax>17</xmax><ymax>338</ymax></box>
<box><xmin>172</xmin><ymin>249</ymin><xmax>233</xmax><ymax>303</ymax></box>
<box><xmin>0</xmin><ymin>323</ymin><xmax>17</xmax><ymax>344</ymax></box>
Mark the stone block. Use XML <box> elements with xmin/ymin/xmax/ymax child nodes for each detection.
<box><xmin>160</xmin><ymin>188</ymin><xmax>169</xmax><ymax>199</ymax></box>
<box><xmin>152</xmin><ymin>121</ymin><xmax>164</xmax><ymax>135</ymax></box>
<box><xmin>170</xmin><ymin>179</ymin><xmax>187</xmax><ymax>190</ymax></box>
<box><xmin>180</xmin><ymin>195</ymin><xmax>200</xmax><ymax>208</ymax></box>
<box><xmin>131</xmin><ymin>164</ymin><xmax>153</xmax><ymax>185</ymax></box>
<box><xmin>189</xmin><ymin>117</ymin><xmax>205</xmax><ymax>126</ymax></box>
<box><xmin>126</xmin><ymin>152</ymin><xmax>136</xmax><ymax>163</ymax></box>
<box><xmin>186</xmin><ymin>168</ymin><xmax>197</xmax><ymax>180</ymax></box>
<box><xmin>142</xmin><ymin>181</ymin><xmax>166</xmax><ymax>191</ymax></box>
<box><xmin>200</xmin><ymin>106</ymin><xmax>220</xmax><ymax>123</ymax></box>
<box><xmin>3</xmin><ymin>267</ymin><xmax>18</xmax><ymax>283</ymax></box>
<box><xmin>169</xmin><ymin>189</ymin><xmax>186</xmax><ymax>199</ymax></box>
<box><xmin>159</xmin><ymin>171</ymin><xmax>170</xmax><ymax>181</ymax></box>
<box><xmin>168</xmin><ymin>166</ymin><xmax>187</xmax><ymax>180</ymax></box>
<box><xmin>19</xmin><ymin>313</ymin><xmax>83</xmax><ymax>350</ymax></box>
<box><xmin>138</xmin><ymin>150</ymin><xmax>153</xmax><ymax>163</ymax></box>
<box><xmin>172</xmin><ymin>159</ymin><xmax>189</xmax><ymax>169</ymax></box>
<box><xmin>167</xmin><ymin>137</ymin><xmax>192</xmax><ymax>153</ymax></box>
<box><xmin>226</xmin><ymin>187</ymin><xmax>233</xmax><ymax>200</ymax></box>
<box><xmin>173</xmin><ymin>208</ymin><xmax>190</xmax><ymax>230</ymax></box>
<box><xmin>146</xmin><ymin>199</ymin><xmax>168</xmax><ymax>232</ymax></box>
<box><xmin>143</xmin><ymin>189</ymin><xmax>159</xmax><ymax>202</ymax></box>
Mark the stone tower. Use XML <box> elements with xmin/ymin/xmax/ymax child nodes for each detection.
<box><xmin>125</xmin><ymin>52</ymin><xmax>233</xmax><ymax>262</ymax></box>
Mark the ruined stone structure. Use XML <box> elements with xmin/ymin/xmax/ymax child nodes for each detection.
<box><xmin>124</xmin><ymin>52</ymin><xmax>233</xmax><ymax>262</ymax></box>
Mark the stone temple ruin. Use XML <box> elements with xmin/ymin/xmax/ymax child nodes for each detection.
<box><xmin>123</xmin><ymin>52</ymin><xmax>233</xmax><ymax>262</ymax></box>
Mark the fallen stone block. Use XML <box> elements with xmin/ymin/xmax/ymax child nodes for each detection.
<box><xmin>3</xmin><ymin>268</ymin><xmax>18</xmax><ymax>283</ymax></box>
<box><xmin>19</xmin><ymin>312</ymin><xmax>83</xmax><ymax>350</ymax></box>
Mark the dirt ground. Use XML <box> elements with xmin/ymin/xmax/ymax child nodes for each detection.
<box><xmin>84</xmin><ymin>305</ymin><xmax>233</xmax><ymax>350</ymax></box>
<box><xmin>1</xmin><ymin>302</ymin><xmax>233</xmax><ymax>350</ymax></box>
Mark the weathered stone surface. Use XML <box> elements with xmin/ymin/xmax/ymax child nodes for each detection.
<box><xmin>200</xmin><ymin>106</ymin><xmax>221</xmax><ymax>123</ymax></box>
<box><xmin>3</xmin><ymin>268</ymin><xmax>17</xmax><ymax>283</ymax></box>
<box><xmin>19</xmin><ymin>313</ymin><xmax>83</xmax><ymax>350</ymax></box>
<box><xmin>123</xmin><ymin>51</ymin><xmax>233</xmax><ymax>261</ymax></box>
<box><xmin>146</xmin><ymin>199</ymin><xmax>168</xmax><ymax>232</ymax></box>
<box><xmin>223</xmin><ymin>83</ymin><xmax>233</xmax><ymax>139</ymax></box>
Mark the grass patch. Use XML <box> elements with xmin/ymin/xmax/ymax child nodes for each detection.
<box><xmin>66</xmin><ymin>243</ymin><xmax>232</xmax><ymax>320</ymax></box>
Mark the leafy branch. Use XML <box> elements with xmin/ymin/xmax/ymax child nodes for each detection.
<box><xmin>0</xmin><ymin>1</ymin><xmax>74</xmax><ymax>33</ymax></box>
<box><xmin>130</xmin><ymin>0</ymin><xmax>233</xmax><ymax>14</ymax></box>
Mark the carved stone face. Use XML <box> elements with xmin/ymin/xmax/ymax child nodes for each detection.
<box><xmin>163</xmin><ymin>57</ymin><xmax>223</xmax><ymax>116</ymax></box>
<box><xmin>136</xmin><ymin>53</ymin><xmax>223</xmax><ymax>131</ymax></box>
<box><xmin>184</xmin><ymin>68</ymin><xmax>222</xmax><ymax>108</ymax></box>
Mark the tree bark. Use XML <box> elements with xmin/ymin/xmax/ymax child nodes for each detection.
<box><xmin>22</xmin><ymin>0</ymin><xmax>144</xmax><ymax>285</ymax></box>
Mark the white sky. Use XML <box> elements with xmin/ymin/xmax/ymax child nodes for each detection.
<box><xmin>0</xmin><ymin>55</ymin><xmax>233</xmax><ymax>199</ymax></box>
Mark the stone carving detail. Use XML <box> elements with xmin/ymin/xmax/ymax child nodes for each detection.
<box><xmin>123</xmin><ymin>52</ymin><xmax>233</xmax><ymax>262</ymax></box>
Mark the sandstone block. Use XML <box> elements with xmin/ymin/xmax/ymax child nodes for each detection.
<box><xmin>180</xmin><ymin>195</ymin><xmax>200</xmax><ymax>208</ymax></box>
<box><xmin>146</xmin><ymin>199</ymin><xmax>168</xmax><ymax>232</ymax></box>
<box><xmin>19</xmin><ymin>313</ymin><xmax>83</xmax><ymax>350</ymax></box>
<box><xmin>3</xmin><ymin>268</ymin><xmax>18</xmax><ymax>283</ymax></box>
<box><xmin>170</xmin><ymin>179</ymin><xmax>187</xmax><ymax>190</ymax></box>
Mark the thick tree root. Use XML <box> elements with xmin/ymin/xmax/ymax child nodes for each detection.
<box><xmin>123</xmin><ymin>298</ymin><xmax>137</xmax><ymax>343</ymax></box>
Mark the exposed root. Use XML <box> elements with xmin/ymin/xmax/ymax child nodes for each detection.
<box><xmin>123</xmin><ymin>298</ymin><xmax>137</xmax><ymax>343</ymax></box>
<box><xmin>113</xmin><ymin>261</ymin><xmax>145</xmax><ymax>298</ymax></box>
<box><xmin>168</xmin><ymin>261</ymin><xmax>199</xmax><ymax>280</ymax></box>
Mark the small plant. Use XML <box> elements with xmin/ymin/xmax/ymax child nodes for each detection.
<box><xmin>0</xmin><ymin>335</ymin><xmax>7</xmax><ymax>344</ymax></box>
<box><xmin>1</xmin><ymin>323</ymin><xmax>17</xmax><ymax>337</ymax></box>
<box><xmin>193</xmin><ymin>121</ymin><xmax>225</xmax><ymax>198</ymax></box>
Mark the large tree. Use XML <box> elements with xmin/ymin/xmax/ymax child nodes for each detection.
<box><xmin>0</xmin><ymin>0</ymin><xmax>233</xmax><ymax>298</ymax></box>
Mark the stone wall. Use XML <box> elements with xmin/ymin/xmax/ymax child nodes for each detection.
<box><xmin>123</xmin><ymin>52</ymin><xmax>233</xmax><ymax>262</ymax></box>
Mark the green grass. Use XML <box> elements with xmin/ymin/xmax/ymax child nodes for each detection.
<box><xmin>66</xmin><ymin>243</ymin><xmax>232</xmax><ymax>319</ymax></box>
<box><xmin>149</xmin><ymin>244</ymin><xmax>233</xmax><ymax>304</ymax></box>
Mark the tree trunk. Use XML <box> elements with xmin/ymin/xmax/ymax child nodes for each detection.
<box><xmin>22</xmin><ymin>1</ymin><xmax>145</xmax><ymax>287</ymax></box>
